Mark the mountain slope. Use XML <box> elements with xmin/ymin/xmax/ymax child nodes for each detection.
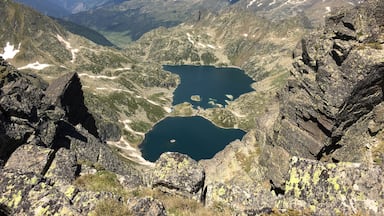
<box><xmin>0</xmin><ymin>0</ymin><xmax>178</xmax><ymax>163</ymax></box>
<box><xmin>53</xmin><ymin>18</ymin><xmax>115</xmax><ymax>47</ymax></box>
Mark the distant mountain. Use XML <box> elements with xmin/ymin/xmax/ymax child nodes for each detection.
<box><xmin>14</xmin><ymin>0</ymin><xmax>70</xmax><ymax>17</ymax></box>
<box><xmin>65</xmin><ymin>0</ymin><xmax>361</xmax><ymax>48</ymax></box>
<box><xmin>66</xmin><ymin>0</ymin><xmax>235</xmax><ymax>48</ymax></box>
<box><xmin>14</xmin><ymin>0</ymin><xmax>114</xmax><ymax>16</ymax></box>
<box><xmin>236</xmin><ymin>0</ymin><xmax>362</xmax><ymax>23</ymax></box>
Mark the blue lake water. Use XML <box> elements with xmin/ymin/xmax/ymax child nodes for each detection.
<box><xmin>164</xmin><ymin>65</ymin><xmax>254</xmax><ymax>108</ymax></box>
<box><xmin>140</xmin><ymin>116</ymin><xmax>245</xmax><ymax>162</ymax></box>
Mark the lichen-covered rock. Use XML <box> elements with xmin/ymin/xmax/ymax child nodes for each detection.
<box><xmin>127</xmin><ymin>197</ymin><xmax>167</xmax><ymax>216</ymax></box>
<box><xmin>4</xmin><ymin>144</ymin><xmax>53</xmax><ymax>175</ymax></box>
<box><xmin>45</xmin><ymin>148</ymin><xmax>78</xmax><ymax>185</ymax></box>
<box><xmin>205</xmin><ymin>182</ymin><xmax>277</xmax><ymax>214</ymax></box>
<box><xmin>280</xmin><ymin>157</ymin><xmax>384</xmax><ymax>215</ymax></box>
<box><xmin>72</xmin><ymin>191</ymin><xmax>122</xmax><ymax>214</ymax></box>
<box><xmin>152</xmin><ymin>152</ymin><xmax>205</xmax><ymax>200</ymax></box>
<box><xmin>27</xmin><ymin>182</ymin><xmax>80</xmax><ymax>216</ymax></box>
<box><xmin>0</xmin><ymin>170</ymin><xmax>79</xmax><ymax>215</ymax></box>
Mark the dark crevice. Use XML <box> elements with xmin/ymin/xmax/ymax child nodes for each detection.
<box><xmin>316</xmin><ymin>143</ymin><xmax>342</xmax><ymax>160</ymax></box>
<box><xmin>244</xmin><ymin>208</ymin><xmax>273</xmax><ymax>216</ymax></box>
<box><xmin>74</xmin><ymin>164</ymin><xmax>81</xmax><ymax>177</ymax></box>
<box><xmin>152</xmin><ymin>182</ymin><xmax>181</xmax><ymax>191</ymax></box>
<box><xmin>201</xmin><ymin>186</ymin><xmax>207</xmax><ymax>205</ymax></box>
<box><xmin>332</xmin><ymin>33</ymin><xmax>356</xmax><ymax>41</ymax></box>
<box><xmin>0</xmin><ymin>203</ymin><xmax>11</xmax><ymax>216</ymax></box>
<box><xmin>330</xmin><ymin>50</ymin><xmax>343</xmax><ymax>66</ymax></box>
<box><xmin>342</xmin><ymin>21</ymin><xmax>356</xmax><ymax>31</ymax></box>
<box><xmin>40</xmin><ymin>149</ymin><xmax>57</xmax><ymax>176</ymax></box>
<box><xmin>270</xmin><ymin>180</ymin><xmax>285</xmax><ymax>196</ymax></box>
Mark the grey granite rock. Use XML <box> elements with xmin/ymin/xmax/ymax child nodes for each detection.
<box><xmin>152</xmin><ymin>152</ymin><xmax>205</xmax><ymax>200</ymax></box>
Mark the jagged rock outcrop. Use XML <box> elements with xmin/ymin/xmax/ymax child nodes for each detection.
<box><xmin>151</xmin><ymin>152</ymin><xmax>205</xmax><ymax>201</ymax></box>
<box><xmin>0</xmin><ymin>57</ymin><xmax>144</xmax><ymax>214</ymax></box>
<box><xmin>44</xmin><ymin>72</ymin><xmax>99</xmax><ymax>138</ymax></box>
<box><xmin>267</xmin><ymin>0</ymin><xmax>384</xmax><ymax>185</ymax></box>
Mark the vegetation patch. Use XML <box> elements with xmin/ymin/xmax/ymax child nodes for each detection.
<box><xmin>74</xmin><ymin>170</ymin><xmax>124</xmax><ymax>195</ymax></box>
<box><xmin>90</xmin><ymin>199</ymin><xmax>132</xmax><ymax>216</ymax></box>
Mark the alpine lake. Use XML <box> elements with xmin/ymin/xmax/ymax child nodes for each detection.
<box><xmin>140</xmin><ymin>65</ymin><xmax>255</xmax><ymax>162</ymax></box>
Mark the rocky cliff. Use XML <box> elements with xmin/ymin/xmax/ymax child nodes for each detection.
<box><xmin>270</xmin><ymin>0</ymin><xmax>384</xmax><ymax>170</ymax></box>
<box><xmin>0</xmin><ymin>57</ymin><xmax>146</xmax><ymax>215</ymax></box>
<box><xmin>201</xmin><ymin>0</ymin><xmax>384</xmax><ymax>215</ymax></box>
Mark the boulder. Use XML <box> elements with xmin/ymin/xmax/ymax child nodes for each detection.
<box><xmin>127</xmin><ymin>197</ymin><xmax>167</xmax><ymax>216</ymax></box>
<box><xmin>45</xmin><ymin>148</ymin><xmax>78</xmax><ymax>185</ymax></box>
<box><xmin>152</xmin><ymin>152</ymin><xmax>205</xmax><ymax>200</ymax></box>
<box><xmin>280</xmin><ymin>157</ymin><xmax>384</xmax><ymax>215</ymax></box>
<box><xmin>0</xmin><ymin>170</ymin><xmax>79</xmax><ymax>215</ymax></box>
<box><xmin>205</xmin><ymin>182</ymin><xmax>277</xmax><ymax>214</ymax></box>
<box><xmin>4</xmin><ymin>144</ymin><xmax>53</xmax><ymax>175</ymax></box>
<box><xmin>72</xmin><ymin>191</ymin><xmax>122</xmax><ymax>214</ymax></box>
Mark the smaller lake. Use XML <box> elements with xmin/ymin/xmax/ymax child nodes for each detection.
<box><xmin>164</xmin><ymin>65</ymin><xmax>254</xmax><ymax>109</ymax></box>
<box><xmin>140</xmin><ymin>116</ymin><xmax>245</xmax><ymax>162</ymax></box>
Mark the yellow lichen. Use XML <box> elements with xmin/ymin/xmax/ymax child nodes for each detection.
<box><xmin>327</xmin><ymin>176</ymin><xmax>340</xmax><ymax>191</ymax></box>
<box><xmin>217</xmin><ymin>186</ymin><xmax>226</xmax><ymax>197</ymax></box>
<box><xmin>286</xmin><ymin>167</ymin><xmax>302</xmax><ymax>197</ymax></box>
<box><xmin>65</xmin><ymin>186</ymin><xmax>76</xmax><ymax>199</ymax></box>
<box><xmin>30</xmin><ymin>176</ymin><xmax>39</xmax><ymax>185</ymax></box>
<box><xmin>312</xmin><ymin>168</ymin><xmax>322</xmax><ymax>185</ymax></box>
<box><xmin>309</xmin><ymin>205</ymin><xmax>316</xmax><ymax>212</ymax></box>
<box><xmin>36</xmin><ymin>205</ymin><xmax>50</xmax><ymax>216</ymax></box>
<box><xmin>325</xmin><ymin>163</ymin><xmax>337</xmax><ymax>169</ymax></box>
<box><xmin>10</xmin><ymin>190</ymin><xmax>22</xmax><ymax>207</ymax></box>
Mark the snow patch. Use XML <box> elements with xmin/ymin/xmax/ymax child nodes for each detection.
<box><xmin>197</xmin><ymin>42</ymin><xmax>207</xmax><ymax>48</ymax></box>
<box><xmin>325</xmin><ymin>6</ymin><xmax>331</xmax><ymax>13</ymax></box>
<box><xmin>107</xmin><ymin>137</ymin><xmax>154</xmax><ymax>166</ymax></box>
<box><xmin>247</xmin><ymin>0</ymin><xmax>258</xmax><ymax>8</ymax></box>
<box><xmin>56</xmin><ymin>35</ymin><xmax>79</xmax><ymax>63</ymax></box>
<box><xmin>78</xmin><ymin>73</ymin><xmax>118</xmax><ymax>80</ymax></box>
<box><xmin>0</xmin><ymin>42</ymin><xmax>21</xmax><ymax>60</ymax></box>
<box><xmin>114</xmin><ymin>67</ymin><xmax>131</xmax><ymax>71</ymax></box>
<box><xmin>120</xmin><ymin>119</ymin><xmax>145</xmax><ymax>136</ymax></box>
<box><xmin>163</xmin><ymin>107</ymin><xmax>173</xmax><ymax>113</ymax></box>
<box><xmin>186</xmin><ymin>33</ymin><xmax>195</xmax><ymax>45</ymax></box>
<box><xmin>207</xmin><ymin>44</ymin><xmax>216</xmax><ymax>49</ymax></box>
<box><xmin>95</xmin><ymin>87</ymin><xmax>133</xmax><ymax>94</ymax></box>
<box><xmin>18</xmin><ymin>62</ymin><xmax>51</xmax><ymax>70</ymax></box>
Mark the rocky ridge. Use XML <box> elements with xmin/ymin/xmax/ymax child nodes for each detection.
<box><xmin>0</xmin><ymin>0</ymin><xmax>180</xmax><ymax>161</ymax></box>
<box><xmin>0</xmin><ymin>58</ymin><xmax>146</xmax><ymax>215</ymax></box>
<box><xmin>201</xmin><ymin>0</ymin><xmax>384</xmax><ymax>214</ymax></box>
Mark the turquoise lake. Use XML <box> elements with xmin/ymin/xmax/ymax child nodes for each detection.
<box><xmin>164</xmin><ymin>65</ymin><xmax>254</xmax><ymax>108</ymax></box>
<box><xmin>140</xmin><ymin>116</ymin><xmax>245</xmax><ymax>162</ymax></box>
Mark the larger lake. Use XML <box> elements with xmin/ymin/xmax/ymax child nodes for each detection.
<box><xmin>164</xmin><ymin>65</ymin><xmax>254</xmax><ymax>108</ymax></box>
<box><xmin>140</xmin><ymin>116</ymin><xmax>245</xmax><ymax>162</ymax></box>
